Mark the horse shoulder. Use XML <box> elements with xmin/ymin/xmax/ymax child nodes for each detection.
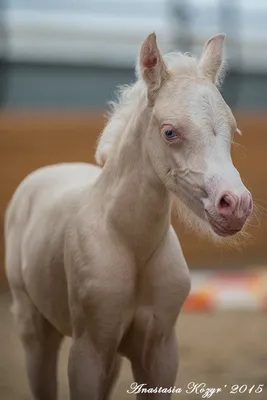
<box><xmin>64</xmin><ymin>215</ymin><xmax>136</xmax><ymax>328</ymax></box>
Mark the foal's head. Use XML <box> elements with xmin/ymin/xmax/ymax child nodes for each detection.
<box><xmin>139</xmin><ymin>33</ymin><xmax>252</xmax><ymax>238</ymax></box>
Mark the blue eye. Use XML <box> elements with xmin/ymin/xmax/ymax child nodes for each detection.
<box><xmin>164</xmin><ymin>129</ymin><xmax>177</xmax><ymax>140</ymax></box>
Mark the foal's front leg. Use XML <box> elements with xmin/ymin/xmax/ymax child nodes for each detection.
<box><xmin>134</xmin><ymin>331</ymin><xmax>178</xmax><ymax>398</ymax></box>
<box><xmin>120</xmin><ymin>227</ymin><xmax>191</xmax><ymax>398</ymax></box>
<box><xmin>68</xmin><ymin>331</ymin><xmax>121</xmax><ymax>400</ymax></box>
<box><xmin>121</xmin><ymin>329</ymin><xmax>178</xmax><ymax>399</ymax></box>
<box><xmin>67</xmin><ymin>260</ymin><xmax>134</xmax><ymax>400</ymax></box>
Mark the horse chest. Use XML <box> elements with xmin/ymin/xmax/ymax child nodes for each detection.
<box><xmin>133</xmin><ymin>270</ymin><xmax>188</xmax><ymax>336</ymax></box>
<box><xmin>119</xmin><ymin>274</ymin><xmax>186</xmax><ymax>356</ymax></box>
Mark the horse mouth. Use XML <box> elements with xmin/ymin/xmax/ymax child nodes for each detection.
<box><xmin>205</xmin><ymin>211</ymin><xmax>241</xmax><ymax>237</ymax></box>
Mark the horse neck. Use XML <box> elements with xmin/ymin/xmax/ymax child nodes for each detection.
<box><xmin>96</xmin><ymin>107</ymin><xmax>172</xmax><ymax>262</ymax></box>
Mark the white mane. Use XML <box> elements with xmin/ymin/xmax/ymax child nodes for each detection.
<box><xmin>95</xmin><ymin>52</ymin><xmax>199</xmax><ymax>166</ymax></box>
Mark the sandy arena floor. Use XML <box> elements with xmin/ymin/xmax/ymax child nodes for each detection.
<box><xmin>1</xmin><ymin>287</ymin><xmax>267</xmax><ymax>400</ymax></box>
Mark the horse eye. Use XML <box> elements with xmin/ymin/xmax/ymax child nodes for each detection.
<box><xmin>164</xmin><ymin>129</ymin><xmax>178</xmax><ymax>140</ymax></box>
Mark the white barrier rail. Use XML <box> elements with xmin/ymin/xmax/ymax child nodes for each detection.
<box><xmin>1</xmin><ymin>1</ymin><xmax>267</xmax><ymax>73</ymax></box>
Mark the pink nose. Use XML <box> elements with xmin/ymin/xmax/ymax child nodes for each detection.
<box><xmin>216</xmin><ymin>191</ymin><xmax>253</xmax><ymax>219</ymax></box>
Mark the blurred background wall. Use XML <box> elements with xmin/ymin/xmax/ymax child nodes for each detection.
<box><xmin>1</xmin><ymin>0</ymin><xmax>267</xmax><ymax>280</ymax></box>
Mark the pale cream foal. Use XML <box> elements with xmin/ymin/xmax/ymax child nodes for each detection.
<box><xmin>5</xmin><ymin>33</ymin><xmax>252</xmax><ymax>400</ymax></box>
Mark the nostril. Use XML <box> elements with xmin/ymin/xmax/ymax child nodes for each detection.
<box><xmin>219</xmin><ymin>195</ymin><xmax>231</xmax><ymax>209</ymax></box>
<box><xmin>217</xmin><ymin>192</ymin><xmax>237</xmax><ymax>217</ymax></box>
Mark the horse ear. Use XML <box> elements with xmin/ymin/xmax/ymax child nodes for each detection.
<box><xmin>139</xmin><ymin>33</ymin><xmax>168</xmax><ymax>103</ymax></box>
<box><xmin>199</xmin><ymin>33</ymin><xmax>226</xmax><ymax>86</ymax></box>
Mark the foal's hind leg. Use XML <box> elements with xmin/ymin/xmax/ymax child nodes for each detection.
<box><xmin>11</xmin><ymin>289</ymin><xmax>63</xmax><ymax>400</ymax></box>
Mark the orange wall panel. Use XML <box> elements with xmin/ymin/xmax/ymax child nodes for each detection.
<box><xmin>0</xmin><ymin>111</ymin><xmax>266</xmax><ymax>280</ymax></box>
